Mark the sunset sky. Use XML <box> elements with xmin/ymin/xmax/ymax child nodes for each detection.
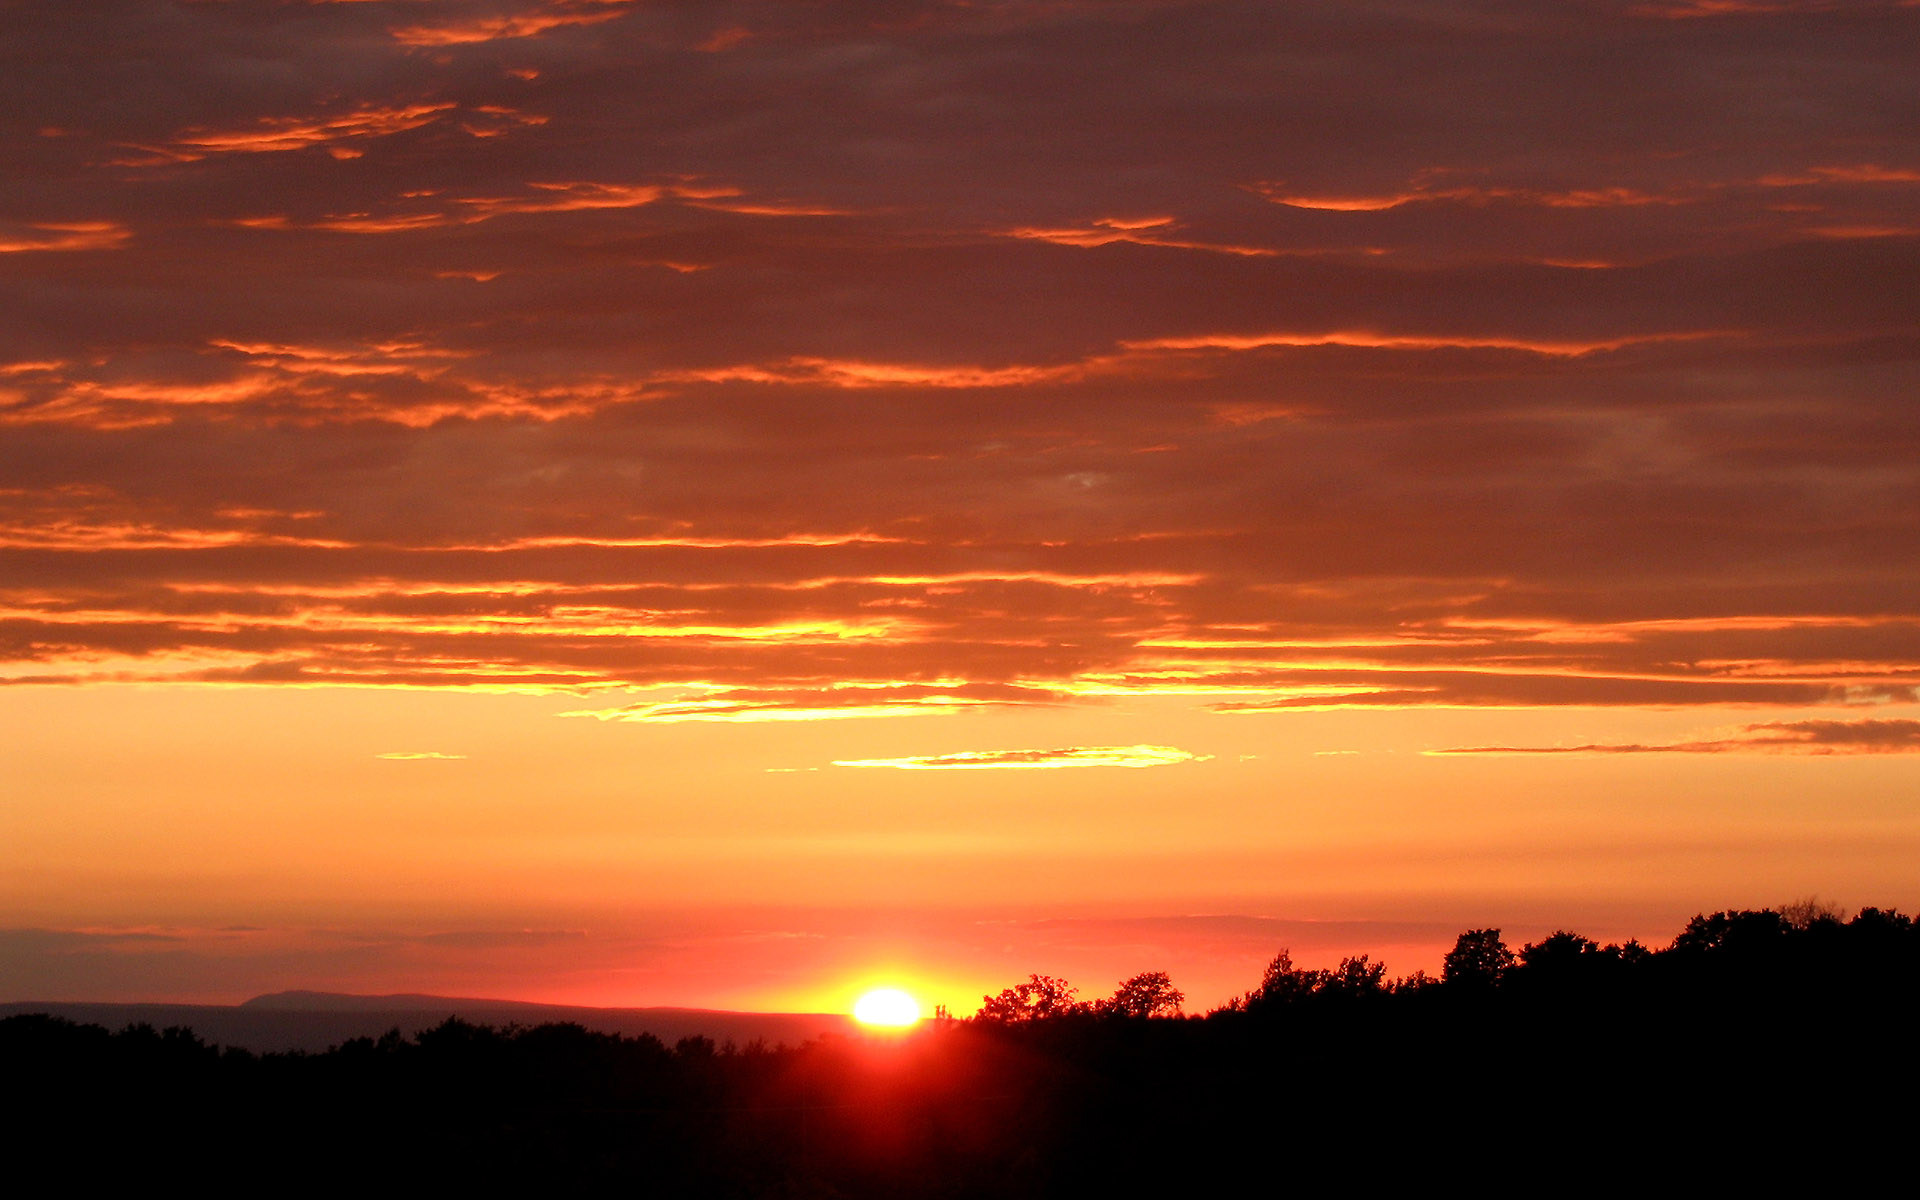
<box><xmin>5</xmin><ymin>0</ymin><xmax>1918</xmax><ymax>1015</ymax></box>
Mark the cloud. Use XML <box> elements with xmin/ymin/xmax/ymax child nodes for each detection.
<box><xmin>0</xmin><ymin>928</ymin><xmax>186</xmax><ymax>953</ymax></box>
<box><xmin>389</xmin><ymin>1</ymin><xmax>635</xmax><ymax>46</ymax></box>
<box><xmin>563</xmin><ymin>683</ymin><xmax>1070</xmax><ymax>724</ymax></box>
<box><xmin>152</xmin><ymin>103</ymin><xmax>459</xmax><ymax>159</ymax></box>
<box><xmin>1121</xmin><ymin>328</ymin><xmax>1731</xmax><ymax>358</ymax></box>
<box><xmin>1002</xmin><ymin>215</ymin><xmax>1280</xmax><ymax>257</ymax></box>
<box><xmin>0</xmin><ymin>0</ymin><xmax>1914</xmax><ymax>726</ymax></box>
<box><xmin>408</xmin><ymin>929</ymin><xmax>587</xmax><ymax>949</ymax></box>
<box><xmin>1628</xmin><ymin>1</ymin><xmax>1856</xmax><ymax>18</ymax></box>
<box><xmin>225</xmin><ymin>179</ymin><xmax>839</xmax><ymax>239</ymax></box>
<box><xmin>1253</xmin><ymin>180</ymin><xmax>1693</xmax><ymax>213</ymax></box>
<box><xmin>0</xmin><ymin>222</ymin><xmax>131</xmax><ymax>253</ymax></box>
<box><xmin>376</xmin><ymin>751</ymin><xmax>468</xmax><ymax>760</ymax></box>
<box><xmin>832</xmin><ymin>745</ymin><xmax>1209</xmax><ymax>770</ymax></box>
<box><xmin>1432</xmin><ymin>718</ymin><xmax>1920</xmax><ymax>756</ymax></box>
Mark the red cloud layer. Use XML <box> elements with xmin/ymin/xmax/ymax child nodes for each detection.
<box><xmin>0</xmin><ymin>0</ymin><xmax>1914</xmax><ymax>723</ymax></box>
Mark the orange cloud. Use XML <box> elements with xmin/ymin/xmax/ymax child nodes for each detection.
<box><xmin>165</xmin><ymin>103</ymin><xmax>457</xmax><ymax>156</ymax></box>
<box><xmin>390</xmin><ymin>4</ymin><xmax>629</xmax><ymax>46</ymax></box>
<box><xmin>0</xmin><ymin>221</ymin><xmax>131</xmax><ymax>253</ymax></box>
<box><xmin>1254</xmin><ymin>182</ymin><xmax>1688</xmax><ymax>212</ymax></box>
<box><xmin>683</xmin><ymin>197</ymin><xmax>858</xmax><ymax>218</ymax></box>
<box><xmin>0</xmin><ymin>521</ymin><xmax>350</xmax><ymax>550</ymax></box>
<box><xmin>478</xmin><ymin>532</ymin><xmax>909</xmax><ymax>551</ymax></box>
<box><xmin>209</xmin><ymin>339</ymin><xmax>472</xmax><ymax>378</ymax></box>
<box><xmin>1003</xmin><ymin>216</ymin><xmax>1277</xmax><ymax>257</ymax></box>
<box><xmin>457</xmin><ymin>181</ymin><xmax>669</xmax><ymax>217</ymax></box>
<box><xmin>460</xmin><ymin>106</ymin><xmax>550</xmax><ymax>139</ymax></box>
<box><xmin>666</xmin><ymin>357</ymin><xmax>1086</xmax><ymax>390</ymax></box>
<box><xmin>831</xmin><ymin>745</ymin><xmax>1209</xmax><ymax>770</ymax></box>
<box><xmin>562</xmin><ymin>683</ymin><xmax>1067</xmax><ymax>724</ymax></box>
<box><xmin>226</xmin><ymin>179</ymin><xmax>843</xmax><ymax>237</ymax></box>
<box><xmin>1122</xmin><ymin>329</ymin><xmax>1730</xmax><ymax>357</ymax></box>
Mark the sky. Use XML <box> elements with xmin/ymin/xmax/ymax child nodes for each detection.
<box><xmin>4</xmin><ymin>0</ymin><xmax>1918</xmax><ymax>1016</ymax></box>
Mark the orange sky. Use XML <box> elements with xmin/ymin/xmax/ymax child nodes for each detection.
<box><xmin>4</xmin><ymin>0</ymin><xmax>1918</xmax><ymax>1015</ymax></box>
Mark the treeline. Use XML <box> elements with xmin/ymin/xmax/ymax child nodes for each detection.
<box><xmin>6</xmin><ymin>904</ymin><xmax>1917</xmax><ymax>1194</ymax></box>
<box><xmin>973</xmin><ymin>900</ymin><xmax>1920</xmax><ymax>1020</ymax></box>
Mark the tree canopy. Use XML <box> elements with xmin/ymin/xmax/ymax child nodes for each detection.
<box><xmin>977</xmin><ymin>974</ymin><xmax>1083</xmax><ymax>1022</ymax></box>
<box><xmin>1097</xmin><ymin>971</ymin><xmax>1184</xmax><ymax>1018</ymax></box>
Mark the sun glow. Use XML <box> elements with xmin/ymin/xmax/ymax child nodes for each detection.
<box><xmin>852</xmin><ymin>988</ymin><xmax>922</xmax><ymax>1028</ymax></box>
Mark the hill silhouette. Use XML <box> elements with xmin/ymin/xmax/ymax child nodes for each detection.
<box><xmin>0</xmin><ymin>992</ymin><xmax>851</xmax><ymax>1053</ymax></box>
<box><xmin>240</xmin><ymin>989</ymin><xmax>568</xmax><ymax>1010</ymax></box>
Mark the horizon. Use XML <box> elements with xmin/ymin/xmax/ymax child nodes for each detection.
<box><xmin>5</xmin><ymin>1</ymin><xmax>1917</xmax><ymax>1019</ymax></box>
<box><xmin>0</xmin><ymin>895</ymin><xmax>1871</xmax><ymax>1011</ymax></box>
<box><xmin>15</xmin><ymin>911</ymin><xmax>1917</xmax><ymax>1193</ymax></box>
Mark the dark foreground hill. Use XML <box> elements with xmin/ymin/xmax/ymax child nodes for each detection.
<box><xmin>6</xmin><ymin>907</ymin><xmax>1919</xmax><ymax>1195</ymax></box>
<box><xmin>0</xmin><ymin>992</ymin><xmax>851</xmax><ymax>1052</ymax></box>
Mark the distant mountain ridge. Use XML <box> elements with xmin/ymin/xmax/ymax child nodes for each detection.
<box><xmin>3</xmin><ymin>993</ymin><xmax>853</xmax><ymax>1054</ymax></box>
<box><xmin>241</xmin><ymin>989</ymin><xmax>741</xmax><ymax>1013</ymax></box>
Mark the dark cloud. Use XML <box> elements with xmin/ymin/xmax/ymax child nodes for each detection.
<box><xmin>1</xmin><ymin>0</ymin><xmax>1915</xmax><ymax>719</ymax></box>
<box><xmin>1433</xmin><ymin>717</ymin><xmax>1920</xmax><ymax>755</ymax></box>
<box><xmin>409</xmin><ymin>929</ymin><xmax>588</xmax><ymax>949</ymax></box>
<box><xmin>0</xmin><ymin>928</ymin><xmax>186</xmax><ymax>952</ymax></box>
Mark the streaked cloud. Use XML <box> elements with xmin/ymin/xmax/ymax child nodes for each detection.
<box><xmin>1254</xmin><ymin>181</ymin><xmax>1689</xmax><ymax>213</ymax></box>
<box><xmin>0</xmin><ymin>221</ymin><xmax>131</xmax><ymax>253</ymax></box>
<box><xmin>390</xmin><ymin>1</ymin><xmax>635</xmax><ymax>46</ymax></box>
<box><xmin>408</xmin><ymin>929</ymin><xmax>585</xmax><ymax>948</ymax></box>
<box><xmin>1629</xmin><ymin>1</ymin><xmax>1846</xmax><ymax>17</ymax></box>
<box><xmin>833</xmin><ymin>745</ymin><xmax>1209</xmax><ymax>771</ymax></box>
<box><xmin>1121</xmin><ymin>328</ymin><xmax>1733</xmax><ymax>357</ymax></box>
<box><xmin>376</xmin><ymin>751</ymin><xmax>469</xmax><ymax>760</ymax></box>
<box><xmin>1432</xmin><ymin>718</ymin><xmax>1920</xmax><ymax>756</ymax></box>
<box><xmin>0</xmin><ymin>0</ymin><xmax>1914</xmax><ymax>731</ymax></box>
<box><xmin>1002</xmin><ymin>216</ymin><xmax>1279</xmax><ymax>257</ymax></box>
<box><xmin>564</xmin><ymin>683</ymin><xmax>1069</xmax><ymax>724</ymax></box>
<box><xmin>159</xmin><ymin>102</ymin><xmax>458</xmax><ymax>158</ymax></box>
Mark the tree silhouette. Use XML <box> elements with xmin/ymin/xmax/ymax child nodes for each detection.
<box><xmin>977</xmin><ymin>974</ymin><xmax>1083</xmax><ymax>1022</ymax></box>
<box><xmin>1512</xmin><ymin>930</ymin><xmax>1651</xmax><ymax>993</ymax></box>
<box><xmin>1669</xmin><ymin>909</ymin><xmax>1791</xmax><ymax>956</ymax></box>
<box><xmin>1319</xmin><ymin>954</ymin><xmax>1387</xmax><ymax>999</ymax></box>
<box><xmin>1390</xmin><ymin>969</ymin><xmax>1438</xmax><ymax>994</ymax></box>
<box><xmin>1520</xmin><ymin>930</ymin><xmax>1601</xmax><ymax>970</ymax></box>
<box><xmin>1777</xmin><ymin>895</ymin><xmax>1846</xmax><ymax>931</ymax></box>
<box><xmin>1097</xmin><ymin>971</ymin><xmax>1184</xmax><ymax>1018</ymax></box>
<box><xmin>1850</xmin><ymin>907</ymin><xmax>1915</xmax><ymax>938</ymax></box>
<box><xmin>1442</xmin><ymin>928</ymin><xmax>1514</xmax><ymax>989</ymax></box>
<box><xmin>1250</xmin><ymin>948</ymin><xmax>1325</xmax><ymax>1007</ymax></box>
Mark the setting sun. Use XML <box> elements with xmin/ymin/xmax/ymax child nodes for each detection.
<box><xmin>852</xmin><ymin>988</ymin><xmax>922</xmax><ymax>1028</ymax></box>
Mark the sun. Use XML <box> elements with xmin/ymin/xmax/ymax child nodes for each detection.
<box><xmin>852</xmin><ymin>987</ymin><xmax>922</xmax><ymax>1028</ymax></box>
